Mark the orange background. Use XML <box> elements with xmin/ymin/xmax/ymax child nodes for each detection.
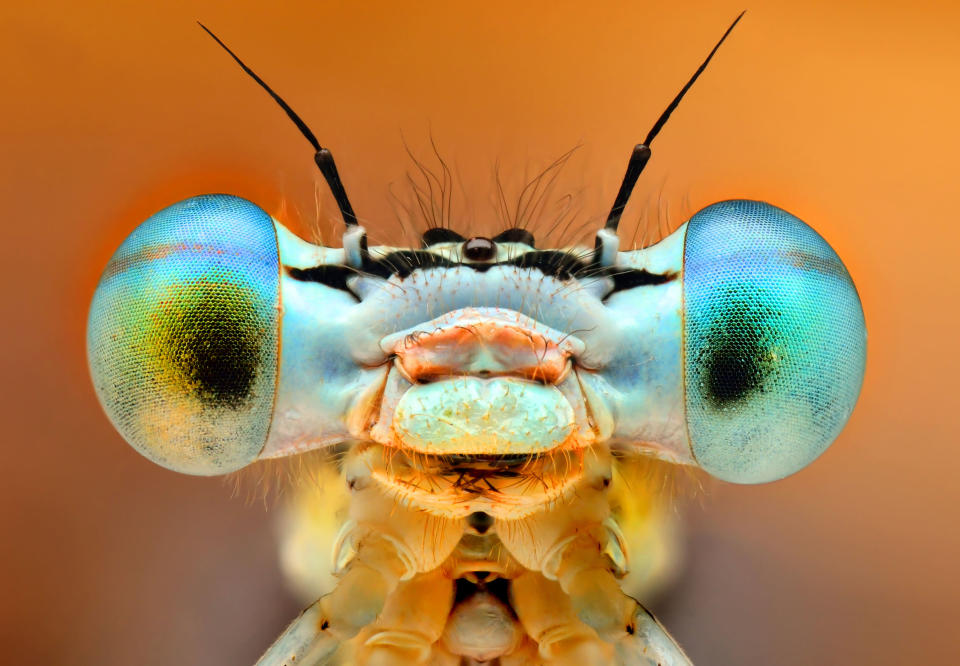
<box><xmin>2</xmin><ymin>1</ymin><xmax>958</xmax><ymax>664</ymax></box>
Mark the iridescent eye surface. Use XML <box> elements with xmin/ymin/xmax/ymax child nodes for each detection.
<box><xmin>87</xmin><ymin>195</ymin><xmax>280</xmax><ymax>475</ymax></box>
<box><xmin>683</xmin><ymin>200</ymin><xmax>866</xmax><ymax>483</ymax></box>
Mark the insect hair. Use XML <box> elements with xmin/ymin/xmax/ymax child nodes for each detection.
<box><xmin>382</xmin><ymin>140</ymin><xmax>592</xmax><ymax>250</ymax></box>
<box><xmin>202</xmin><ymin>9</ymin><xmax>741</xmax><ymax>254</ymax></box>
<box><xmin>610</xmin><ymin>448</ymin><xmax>707</xmax><ymax>511</ymax></box>
<box><xmin>227</xmin><ymin>445</ymin><xmax>351</xmax><ymax>507</ymax></box>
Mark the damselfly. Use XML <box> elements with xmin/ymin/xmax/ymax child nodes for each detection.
<box><xmin>86</xmin><ymin>13</ymin><xmax>866</xmax><ymax>665</ymax></box>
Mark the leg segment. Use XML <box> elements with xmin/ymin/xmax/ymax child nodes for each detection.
<box><xmin>256</xmin><ymin>532</ymin><xmax>411</xmax><ymax>666</ymax></box>
<box><xmin>254</xmin><ymin>600</ymin><xmax>340</xmax><ymax>666</ymax></box>
<box><xmin>614</xmin><ymin>604</ymin><xmax>693</xmax><ymax>666</ymax></box>
<box><xmin>352</xmin><ymin>568</ymin><xmax>455</xmax><ymax>665</ymax></box>
<box><xmin>552</xmin><ymin>532</ymin><xmax>691</xmax><ymax>665</ymax></box>
<box><xmin>510</xmin><ymin>569</ymin><xmax>614</xmax><ymax>665</ymax></box>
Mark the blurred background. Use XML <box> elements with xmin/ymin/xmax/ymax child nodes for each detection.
<box><xmin>2</xmin><ymin>0</ymin><xmax>958</xmax><ymax>663</ymax></box>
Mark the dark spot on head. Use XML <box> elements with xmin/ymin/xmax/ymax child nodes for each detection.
<box><xmin>492</xmin><ymin>228</ymin><xmax>535</xmax><ymax>247</ymax></box>
<box><xmin>696</xmin><ymin>294</ymin><xmax>781</xmax><ymax>408</ymax></box>
<box><xmin>463</xmin><ymin>237</ymin><xmax>497</xmax><ymax>261</ymax></box>
<box><xmin>467</xmin><ymin>511</ymin><xmax>494</xmax><ymax>534</ymax></box>
<box><xmin>421</xmin><ymin>227</ymin><xmax>465</xmax><ymax>247</ymax></box>
<box><xmin>154</xmin><ymin>278</ymin><xmax>267</xmax><ymax>407</ymax></box>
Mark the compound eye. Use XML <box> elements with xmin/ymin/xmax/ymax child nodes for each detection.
<box><xmin>683</xmin><ymin>200</ymin><xmax>866</xmax><ymax>483</ymax></box>
<box><xmin>87</xmin><ymin>195</ymin><xmax>280</xmax><ymax>475</ymax></box>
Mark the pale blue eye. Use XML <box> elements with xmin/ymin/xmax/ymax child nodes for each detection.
<box><xmin>87</xmin><ymin>194</ymin><xmax>280</xmax><ymax>475</ymax></box>
<box><xmin>683</xmin><ymin>200</ymin><xmax>866</xmax><ymax>483</ymax></box>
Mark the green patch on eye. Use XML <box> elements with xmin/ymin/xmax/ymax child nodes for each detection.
<box><xmin>149</xmin><ymin>277</ymin><xmax>269</xmax><ymax>408</ymax></box>
<box><xmin>693</xmin><ymin>292</ymin><xmax>784</xmax><ymax>410</ymax></box>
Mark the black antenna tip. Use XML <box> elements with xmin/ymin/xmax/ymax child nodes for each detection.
<box><xmin>198</xmin><ymin>22</ymin><xmax>360</xmax><ymax>227</ymax></box>
<box><xmin>642</xmin><ymin>10</ymin><xmax>746</xmax><ymax>148</ymax></box>
<box><xmin>604</xmin><ymin>11</ymin><xmax>746</xmax><ymax>231</ymax></box>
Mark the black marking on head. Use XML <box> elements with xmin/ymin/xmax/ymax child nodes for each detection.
<box><xmin>285</xmin><ymin>249</ymin><xmax>676</xmax><ymax>297</ymax></box>
<box><xmin>607</xmin><ymin>268</ymin><xmax>677</xmax><ymax>292</ymax></box>
<box><xmin>367</xmin><ymin>251</ymin><xmax>459</xmax><ymax>278</ymax></box>
<box><xmin>285</xmin><ymin>265</ymin><xmax>359</xmax><ymax>299</ymax></box>
<box><xmin>492</xmin><ymin>228</ymin><xmax>536</xmax><ymax>247</ymax></box>
<box><xmin>696</xmin><ymin>297</ymin><xmax>781</xmax><ymax>408</ymax></box>
<box><xmin>422</xmin><ymin>227</ymin><xmax>465</xmax><ymax>247</ymax></box>
<box><xmin>511</xmin><ymin>250</ymin><xmax>585</xmax><ymax>280</ymax></box>
<box><xmin>463</xmin><ymin>237</ymin><xmax>497</xmax><ymax>261</ymax></box>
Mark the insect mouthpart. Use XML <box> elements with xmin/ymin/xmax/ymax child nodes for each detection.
<box><xmin>358</xmin><ymin>307</ymin><xmax>600</xmax><ymax>516</ymax></box>
<box><xmin>369</xmin><ymin>307</ymin><xmax>596</xmax><ymax>457</ymax></box>
<box><xmin>361</xmin><ymin>443</ymin><xmax>587</xmax><ymax>519</ymax></box>
<box><xmin>384</xmin><ymin>308</ymin><xmax>583</xmax><ymax>385</ymax></box>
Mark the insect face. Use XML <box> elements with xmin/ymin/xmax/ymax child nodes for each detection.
<box><xmin>86</xmin><ymin>14</ymin><xmax>867</xmax><ymax>665</ymax></box>
<box><xmin>88</xmin><ymin>195</ymin><xmax>865</xmax><ymax>488</ymax></box>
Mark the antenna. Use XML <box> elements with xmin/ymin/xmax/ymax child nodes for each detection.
<box><xmin>604</xmin><ymin>11</ymin><xmax>745</xmax><ymax>232</ymax></box>
<box><xmin>198</xmin><ymin>23</ymin><xmax>359</xmax><ymax>227</ymax></box>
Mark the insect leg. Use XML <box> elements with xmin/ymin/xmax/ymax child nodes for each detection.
<box><xmin>255</xmin><ymin>532</ymin><xmax>411</xmax><ymax>666</ymax></box>
<box><xmin>614</xmin><ymin>603</ymin><xmax>693</xmax><ymax>666</ymax></box>
<box><xmin>510</xmin><ymin>569</ymin><xmax>615</xmax><ymax>665</ymax></box>
<box><xmin>254</xmin><ymin>599</ymin><xmax>339</xmax><ymax>666</ymax></box>
<box><xmin>552</xmin><ymin>532</ymin><xmax>691</xmax><ymax>665</ymax></box>
<box><xmin>352</xmin><ymin>567</ymin><xmax>454</xmax><ymax>665</ymax></box>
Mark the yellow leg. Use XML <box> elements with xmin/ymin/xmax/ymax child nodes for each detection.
<box><xmin>553</xmin><ymin>532</ymin><xmax>692</xmax><ymax>665</ymax></box>
<box><xmin>256</xmin><ymin>532</ymin><xmax>410</xmax><ymax>666</ymax></box>
<box><xmin>510</xmin><ymin>569</ymin><xmax>614</xmax><ymax>666</ymax></box>
<box><xmin>258</xmin><ymin>449</ymin><xmax>464</xmax><ymax>666</ymax></box>
<box><xmin>353</xmin><ymin>568</ymin><xmax>455</xmax><ymax>665</ymax></box>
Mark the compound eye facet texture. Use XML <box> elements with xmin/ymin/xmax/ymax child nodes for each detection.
<box><xmin>87</xmin><ymin>194</ymin><xmax>280</xmax><ymax>475</ymax></box>
<box><xmin>683</xmin><ymin>200</ymin><xmax>866</xmax><ymax>484</ymax></box>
